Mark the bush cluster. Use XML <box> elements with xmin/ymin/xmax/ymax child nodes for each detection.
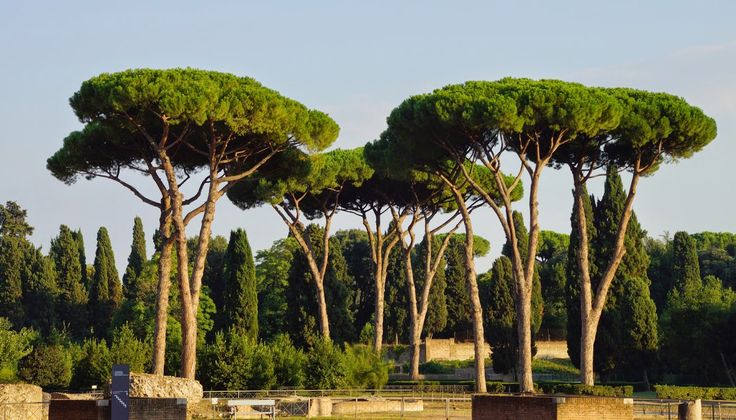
<box><xmin>654</xmin><ymin>385</ymin><xmax>736</xmax><ymax>400</ymax></box>
<box><xmin>198</xmin><ymin>331</ymin><xmax>390</xmax><ymax>390</ymax></box>
<box><xmin>538</xmin><ymin>383</ymin><xmax>633</xmax><ymax>397</ymax></box>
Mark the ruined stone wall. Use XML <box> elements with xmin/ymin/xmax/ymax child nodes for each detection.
<box><xmin>0</xmin><ymin>384</ymin><xmax>45</xmax><ymax>420</ymax></box>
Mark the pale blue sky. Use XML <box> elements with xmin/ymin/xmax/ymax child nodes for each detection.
<box><xmin>0</xmin><ymin>1</ymin><xmax>734</xmax><ymax>272</ymax></box>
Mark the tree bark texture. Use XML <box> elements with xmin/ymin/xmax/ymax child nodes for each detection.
<box><xmin>151</xmin><ymin>206</ymin><xmax>172</xmax><ymax>375</ymax></box>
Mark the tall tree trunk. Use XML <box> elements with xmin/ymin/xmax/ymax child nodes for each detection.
<box><xmin>152</xmin><ymin>205</ymin><xmax>172</xmax><ymax>375</ymax></box>
<box><xmin>314</xmin><ymin>280</ymin><xmax>330</xmax><ymax>338</ymax></box>
<box><xmin>463</xmin><ymin>220</ymin><xmax>487</xmax><ymax>393</ymax></box>
<box><xmin>515</xmin><ymin>281</ymin><xmax>534</xmax><ymax>391</ymax></box>
<box><xmin>373</xmin><ymin>271</ymin><xmax>385</xmax><ymax>351</ymax></box>
<box><xmin>572</xmin><ymin>168</ymin><xmax>640</xmax><ymax>386</ymax></box>
<box><xmin>404</xmin><ymin>246</ymin><xmax>421</xmax><ymax>380</ymax></box>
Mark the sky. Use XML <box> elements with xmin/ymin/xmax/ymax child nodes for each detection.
<box><xmin>0</xmin><ymin>0</ymin><xmax>734</xmax><ymax>273</ymax></box>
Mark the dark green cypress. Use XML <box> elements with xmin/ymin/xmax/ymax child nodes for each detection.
<box><xmin>72</xmin><ymin>229</ymin><xmax>88</xmax><ymax>290</ymax></box>
<box><xmin>122</xmin><ymin>217</ymin><xmax>147</xmax><ymax>300</ymax></box>
<box><xmin>383</xmin><ymin>243</ymin><xmax>408</xmax><ymax>343</ymax></box>
<box><xmin>415</xmin><ymin>235</ymin><xmax>448</xmax><ymax>337</ymax></box>
<box><xmin>443</xmin><ymin>235</ymin><xmax>472</xmax><ymax>337</ymax></box>
<box><xmin>90</xmin><ymin>227</ymin><xmax>121</xmax><ymax>337</ymax></box>
<box><xmin>669</xmin><ymin>231</ymin><xmax>702</xmax><ymax>303</ymax></box>
<box><xmin>484</xmin><ymin>256</ymin><xmax>517</xmax><ymax>375</ymax></box>
<box><xmin>223</xmin><ymin>229</ymin><xmax>258</xmax><ymax>340</ymax></box>
<box><xmin>0</xmin><ymin>202</ymin><xmax>33</xmax><ymax>327</ymax></box>
<box><xmin>50</xmin><ymin>225</ymin><xmax>88</xmax><ymax>338</ymax></box>
<box><xmin>325</xmin><ymin>238</ymin><xmax>356</xmax><ymax>344</ymax></box>
<box><xmin>22</xmin><ymin>247</ymin><xmax>58</xmax><ymax>333</ymax></box>
<box><xmin>590</xmin><ymin>167</ymin><xmax>658</xmax><ymax>379</ymax></box>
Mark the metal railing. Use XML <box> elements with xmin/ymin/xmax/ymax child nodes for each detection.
<box><xmin>634</xmin><ymin>399</ymin><xmax>736</xmax><ymax>420</ymax></box>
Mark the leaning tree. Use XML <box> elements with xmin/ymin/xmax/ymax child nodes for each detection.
<box><xmin>554</xmin><ymin>87</ymin><xmax>717</xmax><ymax>385</ymax></box>
<box><xmin>47</xmin><ymin>69</ymin><xmax>338</xmax><ymax>378</ymax></box>
<box><xmin>228</xmin><ymin>148</ymin><xmax>373</xmax><ymax>339</ymax></box>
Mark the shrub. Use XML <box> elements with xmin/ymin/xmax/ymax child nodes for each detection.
<box><xmin>420</xmin><ymin>360</ymin><xmax>458</xmax><ymax>374</ymax></box>
<box><xmin>0</xmin><ymin>318</ymin><xmax>35</xmax><ymax>383</ymax></box>
<box><xmin>18</xmin><ymin>344</ymin><xmax>73</xmax><ymax>389</ymax></box>
<box><xmin>305</xmin><ymin>339</ymin><xmax>346</xmax><ymax>389</ymax></box>
<box><xmin>110</xmin><ymin>324</ymin><xmax>150</xmax><ymax>373</ymax></box>
<box><xmin>538</xmin><ymin>383</ymin><xmax>633</xmax><ymax>397</ymax></box>
<box><xmin>654</xmin><ymin>385</ymin><xmax>736</xmax><ymax>400</ymax></box>
<box><xmin>72</xmin><ymin>338</ymin><xmax>111</xmax><ymax>389</ymax></box>
<box><xmin>270</xmin><ymin>334</ymin><xmax>306</xmax><ymax>388</ymax></box>
<box><xmin>198</xmin><ymin>330</ymin><xmax>275</xmax><ymax>390</ymax></box>
<box><xmin>487</xmin><ymin>382</ymin><xmax>506</xmax><ymax>393</ymax></box>
<box><xmin>343</xmin><ymin>344</ymin><xmax>389</xmax><ymax>389</ymax></box>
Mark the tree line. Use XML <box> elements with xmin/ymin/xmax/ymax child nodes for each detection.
<box><xmin>2</xmin><ymin>194</ymin><xmax>735</xmax><ymax>388</ymax></box>
<box><xmin>35</xmin><ymin>70</ymin><xmax>718</xmax><ymax>392</ymax></box>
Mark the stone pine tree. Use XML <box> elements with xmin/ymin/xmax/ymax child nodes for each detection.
<box><xmin>484</xmin><ymin>256</ymin><xmax>517</xmax><ymax>375</ymax></box>
<box><xmin>0</xmin><ymin>202</ymin><xmax>34</xmax><ymax>327</ymax></box>
<box><xmin>222</xmin><ymin>229</ymin><xmax>258</xmax><ymax>340</ymax></box>
<box><xmin>382</xmin><ymin>79</ymin><xmax>599</xmax><ymax>392</ymax></box>
<box><xmin>668</xmin><ymin>231</ymin><xmax>703</xmax><ymax>304</ymax></box>
<box><xmin>123</xmin><ymin>217</ymin><xmax>147</xmax><ymax>300</ymax></box>
<box><xmin>560</xmin><ymin>88</ymin><xmax>716</xmax><ymax>386</ymax></box>
<box><xmin>589</xmin><ymin>167</ymin><xmax>657</xmax><ymax>381</ymax></box>
<box><xmin>50</xmin><ymin>225</ymin><xmax>88</xmax><ymax>338</ymax></box>
<box><xmin>48</xmin><ymin>69</ymin><xmax>338</xmax><ymax>378</ymax></box>
<box><xmin>90</xmin><ymin>227</ymin><xmax>122</xmax><ymax>338</ymax></box>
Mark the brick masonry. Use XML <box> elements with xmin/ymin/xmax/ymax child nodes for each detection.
<box><xmin>49</xmin><ymin>398</ymin><xmax>188</xmax><ymax>420</ymax></box>
<box><xmin>472</xmin><ymin>394</ymin><xmax>634</xmax><ymax>420</ymax></box>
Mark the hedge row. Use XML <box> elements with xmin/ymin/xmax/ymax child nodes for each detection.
<box><xmin>538</xmin><ymin>383</ymin><xmax>633</xmax><ymax>397</ymax></box>
<box><xmin>654</xmin><ymin>385</ymin><xmax>736</xmax><ymax>401</ymax></box>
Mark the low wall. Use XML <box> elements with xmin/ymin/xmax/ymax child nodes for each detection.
<box><xmin>424</xmin><ymin>338</ymin><xmax>491</xmax><ymax>361</ymax></box>
<box><xmin>332</xmin><ymin>398</ymin><xmax>423</xmax><ymax>415</ymax></box>
<box><xmin>472</xmin><ymin>394</ymin><xmax>633</xmax><ymax>420</ymax></box>
<box><xmin>127</xmin><ymin>373</ymin><xmax>203</xmax><ymax>403</ymax></box>
<box><xmin>0</xmin><ymin>384</ymin><xmax>45</xmax><ymax>420</ymax></box>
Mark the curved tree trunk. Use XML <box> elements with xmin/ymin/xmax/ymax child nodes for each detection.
<box><xmin>464</xmin><ymin>228</ymin><xmax>487</xmax><ymax>393</ymax></box>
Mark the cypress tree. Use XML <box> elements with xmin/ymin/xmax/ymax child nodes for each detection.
<box><xmin>325</xmin><ymin>238</ymin><xmax>356</xmax><ymax>344</ymax></box>
<box><xmin>50</xmin><ymin>225</ymin><xmax>88</xmax><ymax>338</ymax></box>
<box><xmin>383</xmin><ymin>243</ymin><xmax>408</xmax><ymax>344</ymax></box>
<box><xmin>484</xmin><ymin>256</ymin><xmax>517</xmax><ymax>375</ymax></box>
<box><xmin>443</xmin><ymin>235</ymin><xmax>472</xmax><ymax>337</ymax></box>
<box><xmin>590</xmin><ymin>167</ymin><xmax>658</xmax><ymax>379</ymax></box>
<box><xmin>90</xmin><ymin>227</ymin><xmax>121</xmax><ymax>337</ymax></box>
<box><xmin>22</xmin><ymin>247</ymin><xmax>58</xmax><ymax>333</ymax></box>
<box><xmin>415</xmin><ymin>235</ymin><xmax>448</xmax><ymax>337</ymax></box>
<box><xmin>223</xmin><ymin>229</ymin><xmax>258</xmax><ymax>340</ymax></box>
<box><xmin>669</xmin><ymin>231</ymin><xmax>702</xmax><ymax>303</ymax></box>
<box><xmin>0</xmin><ymin>202</ymin><xmax>33</xmax><ymax>327</ymax></box>
<box><xmin>122</xmin><ymin>217</ymin><xmax>147</xmax><ymax>300</ymax></box>
<box><xmin>72</xmin><ymin>229</ymin><xmax>88</xmax><ymax>289</ymax></box>
<box><xmin>565</xmin><ymin>186</ymin><xmax>597</xmax><ymax>368</ymax></box>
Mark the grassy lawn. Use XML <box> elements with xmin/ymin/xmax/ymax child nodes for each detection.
<box><xmin>532</xmin><ymin>358</ymin><xmax>580</xmax><ymax>376</ymax></box>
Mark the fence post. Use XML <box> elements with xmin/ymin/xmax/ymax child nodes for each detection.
<box><xmin>445</xmin><ymin>397</ymin><xmax>450</xmax><ymax>420</ymax></box>
<box><xmin>401</xmin><ymin>396</ymin><xmax>405</xmax><ymax>418</ymax></box>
